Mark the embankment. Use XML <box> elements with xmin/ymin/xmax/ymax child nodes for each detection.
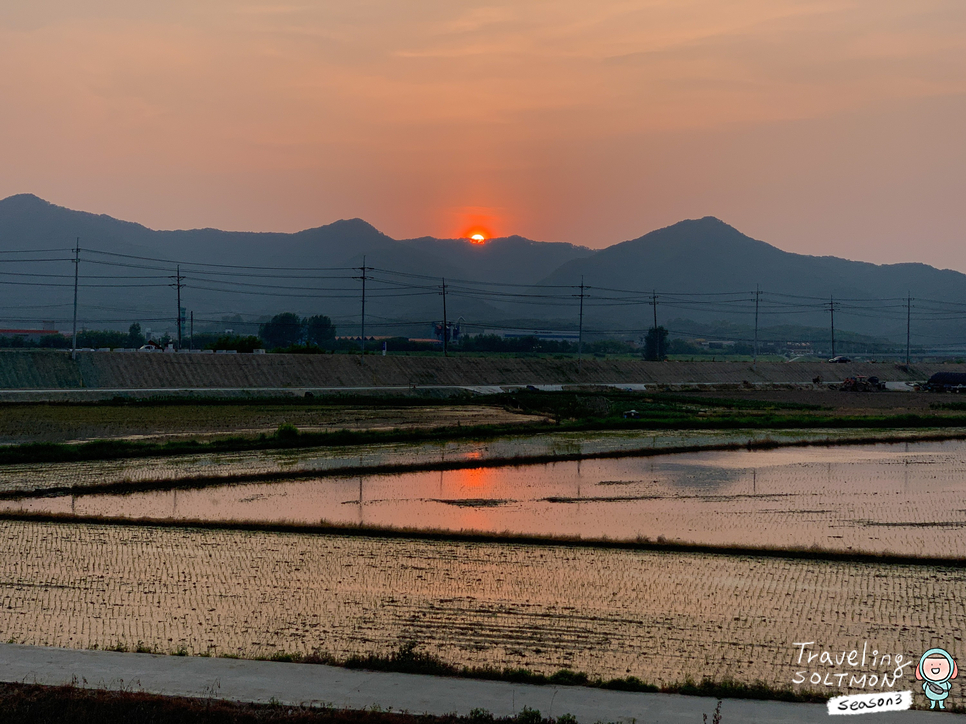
<box><xmin>0</xmin><ymin>350</ymin><xmax>954</xmax><ymax>396</ymax></box>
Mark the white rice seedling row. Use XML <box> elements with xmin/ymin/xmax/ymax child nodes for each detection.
<box><xmin>0</xmin><ymin>520</ymin><xmax>961</xmax><ymax>692</ymax></box>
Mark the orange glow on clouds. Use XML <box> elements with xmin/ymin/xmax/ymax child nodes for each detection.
<box><xmin>454</xmin><ymin>206</ymin><xmax>500</xmax><ymax>244</ymax></box>
<box><xmin>1</xmin><ymin>2</ymin><xmax>965</xmax><ymax>270</ymax></box>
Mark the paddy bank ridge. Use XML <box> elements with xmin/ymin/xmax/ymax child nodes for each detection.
<box><xmin>5</xmin><ymin>511</ymin><xmax>965</xmax><ymax>568</ymax></box>
<box><xmin>0</xmin><ymin>350</ymin><xmax>955</xmax><ymax>397</ymax></box>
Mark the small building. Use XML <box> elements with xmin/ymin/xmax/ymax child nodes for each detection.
<box><xmin>483</xmin><ymin>329</ymin><xmax>580</xmax><ymax>343</ymax></box>
<box><xmin>699</xmin><ymin>340</ymin><xmax>736</xmax><ymax>350</ymax></box>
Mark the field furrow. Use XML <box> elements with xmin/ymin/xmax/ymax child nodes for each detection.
<box><xmin>0</xmin><ymin>520</ymin><xmax>960</xmax><ymax>693</ymax></box>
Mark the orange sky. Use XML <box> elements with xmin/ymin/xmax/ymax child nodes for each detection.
<box><xmin>1</xmin><ymin>1</ymin><xmax>964</xmax><ymax>267</ymax></box>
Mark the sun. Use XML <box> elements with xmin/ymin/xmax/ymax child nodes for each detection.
<box><xmin>460</xmin><ymin>224</ymin><xmax>493</xmax><ymax>243</ymax></box>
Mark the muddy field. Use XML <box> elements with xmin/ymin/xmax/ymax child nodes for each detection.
<box><xmin>0</xmin><ymin>519</ymin><xmax>958</xmax><ymax>693</ymax></box>
<box><xmin>678</xmin><ymin>389</ymin><xmax>940</xmax><ymax>415</ymax></box>
<box><xmin>0</xmin><ymin>403</ymin><xmax>544</xmax><ymax>445</ymax></box>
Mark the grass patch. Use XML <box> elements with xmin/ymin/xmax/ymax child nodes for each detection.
<box><xmin>497</xmin><ymin>390</ymin><xmax>826</xmax><ymax>417</ymax></box>
<box><xmin>931</xmin><ymin>401</ymin><xmax>966</xmax><ymax>411</ymax></box>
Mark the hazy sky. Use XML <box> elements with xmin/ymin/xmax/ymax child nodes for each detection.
<box><xmin>1</xmin><ymin>1</ymin><xmax>964</xmax><ymax>268</ymax></box>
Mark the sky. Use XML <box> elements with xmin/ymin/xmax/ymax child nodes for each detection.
<box><xmin>1</xmin><ymin>1</ymin><xmax>965</xmax><ymax>269</ymax></box>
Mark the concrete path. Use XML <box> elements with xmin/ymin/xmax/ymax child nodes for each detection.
<box><xmin>0</xmin><ymin>380</ymin><xmax>869</xmax><ymax>402</ymax></box>
<box><xmin>1</xmin><ymin>644</ymin><xmax>960</xmax><ymax>723</ymax></box>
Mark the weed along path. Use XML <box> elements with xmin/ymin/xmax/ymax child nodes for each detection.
<box><xmin>0</xmin><ymin>643</ymin><xmax>949</xmax><ymax>723</ymax></box>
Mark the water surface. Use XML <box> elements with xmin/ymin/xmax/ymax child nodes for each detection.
<box><xmin>9</xmin><ymin>439</ymin><xmax>966</xmax><ymax>556</ymax></box>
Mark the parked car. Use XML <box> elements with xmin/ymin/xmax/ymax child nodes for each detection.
<box><xmin>828</xmin><ymin>356</ymin><xmax>852</xmax><ymax>363</ymax></box>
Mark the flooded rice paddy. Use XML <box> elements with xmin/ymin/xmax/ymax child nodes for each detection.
<box><xmin>0</xmin><ymin>427</ymin><xmax>935</xmax><ymax>498</ymax></box>
<box><xmin>8</xmin><ymin>439</ymin><xmax>966</xmax><ymax>557</ymax></box>
<box><xmin>0</xmin><ymin>520</ymin><xmax>960</xmax><ymax>691</ymax></box>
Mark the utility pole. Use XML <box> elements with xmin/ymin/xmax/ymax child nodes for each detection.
<box><xmin>170</xmin><ymin>265</ymin><xmax>184</xmax><ymax>349</ymax></box>
<box><xmin>652</xmin><ymin>290</ymin><xmax>658</xmax><ymax>330</ymax></box>
<box><xmin>577</xmin><ymin>276</ymin><xmax>585</xmax><ymax>372</ymax></box>
<box><xmin>906</xmin><ymin>294</ymin><xmax>912</xmax><ymax>366</ymax></box>
<box><xmin>71</xmin><ymin>239</ymin><xmax>79</xmax><ymax>361</ymax></box>
<box><xmin>753</xmin><ymin>285</ymin><xmax>761</xmax><ymax>366</ymax></box>
<box><xmin>357</xmin><ymin>256</ymin><xmax>368</xmax><ymax>356</ymax></box>
<box><xmin>177</xmin><ymin>265</ymin><xmax>182</xmax><ymax>349</ymax></box>
<box><xmin>829</xmin><ymin>296</ymin><xmax>836</xmax><ymax>358</ymax></box>
<box><xmin>441</xmin><ymin>277</ymin><xmax>448</xmax><ymax>357</ymax></box>
<box><xmin>190</xmin><ymin>311</ymin><xmax>194</xmax><ymax>352</ymax></box>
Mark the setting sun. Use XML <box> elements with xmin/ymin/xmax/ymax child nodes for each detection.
<box><xmin>462</xmin><ymin>226</ymin><xmax>492</xmax><ymax>243</ymax></box>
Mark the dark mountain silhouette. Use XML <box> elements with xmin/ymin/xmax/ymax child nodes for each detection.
<box><xmin>0</xmin><ymin>195</ymin><xmax>582</xmax><ymax>335</ymax></box>
<box><xmin>400</xmin><ymin>235</ymin><xmax>592</xmax><ymax>286</ymax></box>
<box><xmin>1</xmin><ymin>195</ymin><xmax>963</xmax><ymax>346</ymax></box>
<box><xmin>536</xmin><ymin>217</ymin><xmax>966</xmax><ymax>344</ymax></box>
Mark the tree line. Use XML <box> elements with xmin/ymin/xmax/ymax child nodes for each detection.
<box><xmin>0</xmin><ymin>314</ymin><xmax>716</xmax><ymax>360</ymax></box>
<box><xmin>0</xmin><ymin>314</ymin><xmax>336</xmax><ymax>353</ymax></box>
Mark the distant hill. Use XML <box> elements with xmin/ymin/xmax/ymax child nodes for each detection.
<box><xmin>536</xmin><ymin>217</ymin><xmax>966</xmax><ymax>345</ymax></box>
<box><xmin>0</xmin><ymin>194</ymin><xmax>585</xmax><ymax>335</ymax></box>
<box><xmin>1</xmin><ymin>195</ymin><xmax>964</xmax><ymax>348</ymax></box>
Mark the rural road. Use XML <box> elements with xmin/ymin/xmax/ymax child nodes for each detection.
<box><xmin>0</xmin><ymin>644</ymin><xmax>959</xmax><ymax>723</ymax></box>
<box><xmin>0</xmin><ymin>383</ymin><xmax>631</xmax><ymax>401</ymax></box>
<box><xmin>0</xmin><ymin>379</ymin><xmax>891</xmax><ymax>402</ymax></box>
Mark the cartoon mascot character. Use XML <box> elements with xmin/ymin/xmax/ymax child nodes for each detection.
<box><xmin>917</xmin><ymin>648</ymin><xmax>958</xmax><ymax>709</ymax></box>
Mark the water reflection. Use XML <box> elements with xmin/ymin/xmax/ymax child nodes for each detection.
<box><xmin>7</xmin><ymin>439</ymin><xmax>966</xmax><ymax>556</ymax></box>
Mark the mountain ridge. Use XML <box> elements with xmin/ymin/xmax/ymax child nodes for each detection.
<box><xmin>0</xmin><ymin>194</ymin><xmax>941</xmax><ymax>273</ymax></box>
<box><xmin>1</xmin><ymin>194</ymin><xmax>964</xmax><ymax>346</ymax></box>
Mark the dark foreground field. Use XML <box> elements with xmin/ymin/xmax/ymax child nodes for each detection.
<box><xmin>0</xmin><ymin>399</ymin><xmax>545</xmax><ymax>445</ymax></box>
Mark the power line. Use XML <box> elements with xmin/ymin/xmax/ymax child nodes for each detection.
<box><xmin>5</xmin><ymin>247</ymin><xmax>966</xmax><ymax>359</ymax></box>
<box><xmin>0</xmin><ymin>248</ymin><xmax>73</xmax><ymax>254</ymax></box>
<box><xmin>82</xmin><ymin>248</ymin><xmax>355</xmax><ymax>272</ymax></box>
